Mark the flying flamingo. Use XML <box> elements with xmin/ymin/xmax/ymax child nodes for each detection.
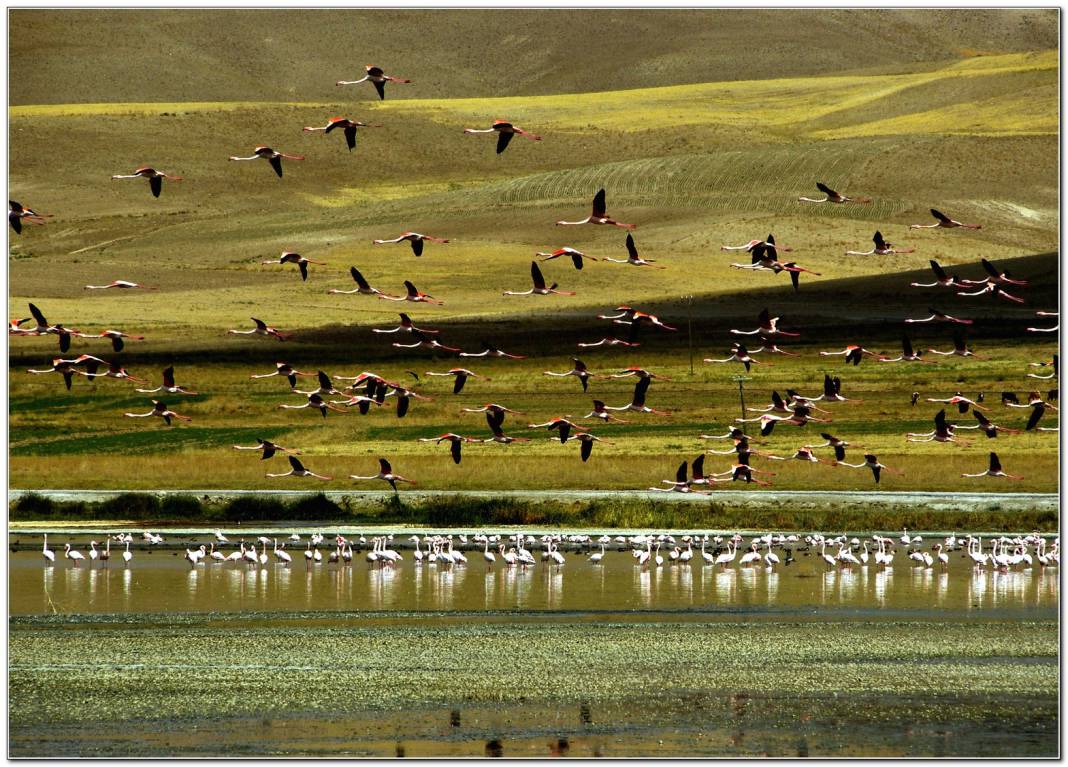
<box><xmin>750</xmin><ymin>337</ymin><xmax>799</xmax><ymax>356</ymax></box>
<box><xmin>262</xmin><ymin>251</ymin><xmax>325</xmax><ymax>282</ymax></box>
<box><xmin>26</xmin><ymin>357</ymin><xmax>82</xmax><ymax>390</ymax></box>
<box><xmin>731</xmin><ymin>308</ymin><xmax>799</xmax><ymax>337</ymax></box>
<box><xmin>537</xmin><ymin>246</ymin><xmax>597</xmax><ymax>270</ymax></box>
<box><xmin>585</xmin><ymin>400</ymin><xmax>627</xmax><ymax>423</ymax></box>
<box><xmin>878</xmin><ymin>335</ymin><xmax>936</xmax><ymax>364</ymax></box>
<box><xmin>372</xmin><ymin>232</ymin><xmax>448</xmax><ymax>257</ymax></box>
<box><xmin>544</xmin><ymin>358</ymin><xmax>595</xmax><ymax>391</ymax></box>
<box><xmin>250</xmin><ymin>362</ymin><xmax>314</xmax><ymax>387</ymax></box>
<box><xmin>603</xmin><ymin>234</ymin><xmax>663</xmax><ymax>268</ymax></box>
<box><xmin>1027</xmin><ymin>354</ymin><xmax>1058</xmax><ymax>380</ymax></box>
<box><xmin>566</xmin><ymin>431</ymin><xmax>607</xmax><ymax>462</ymax></box>
<box><xmin>954</xmin><ymin>410</ymin><xmax>1020</xmax><ymax>439</ymax></box>
<box><xmin>381</xmin><ymin>383</ymin><xmax>431</xmax><ymax>418</ymax></box>
<box><xmin>836</xmin><ymin>454</ymin><xmax>900</xmax><ymax>483</ymax></box>
<box><xmin>905</xmin><ymin>308</ymin><xmax>972</xmax><ymax>325</ymax></box>
<box><xmin>845</xmin><ymin>231</ymin><xmax>914</xmax><ymax>255</ymax></box>
<box><xmin>463</xmin><ymin>119</ymin><xmax>542</xmax><ymax>153</ymax></box>
<box><xmin>279</xmin><ymin>392</ymin><xmax>347</xmax><ymax>417</ymax></box>
<box><xmin>503</xmin><ymin>261</ymin><xmax>575</xmax><ymax>296</ymax></box>
<box><xmin>555</xmin><ymin>188</ymin><xmax>635</xmax><ymax>229</ymax></box>
<box><xmin>958</xmin><ymin>258</ymin><xmax>1029</xmax><ymax>287</ymax></box>
<box><xmin>926</xmin><ymin>393</ymin><xmax>988</xmax><ymax>413</ymax></box>
<box><xmin>378</xmin><ymin>280</ymin><xmax>443</xmax><ymax>305</ymax></box>
<box><xmin>705</xmin><ymin>343</ymin><xmax>763</xmax><ymax>372</ymax></box>
<box><xmin>228</xmin><ymin>146</ymin><xmax>305</xmax><ymax>177</ymax></box>
<box><xmin>77</xmin><ymin>357</ymin><xmax>146</xmax><ymax>383</ymax></box>
<box><xmin>721</xmin><ymin>234</ymin><xmax>792</xmax><ymax>253</ymax></box>
<box><xmin>910</xmin><ymin>208</ymin><xmax>981</xmax><ymax>230</ymax></box>
<box><xmin>373</xmin><ymin>312</ymin><xmax>439</xmax><ymax>335</ymax></box>
<box><xmin>528</xmin><ymin>416</ymin><xmax>583</xmax><ymax>444</ymax></box>
<box><xmin>391</xmin><ymin>329</ymin><xmax>461</xmax><ymax>353</ymax></box>
<box><xmin>812</xmin><ymin>432</ymin><xmax>855</xmax><ymax>462</ymax></box>
<box><xmin>603</xmin><ymin>307</ymin><xmax>676</xmax><ymax>331</ymax></box>
<box><xmin>797</xmin><ymin>182</ymin><xmax>871</xmax><ymax>204</ymax></box>
<box><xmin>578</xmin><ymin>336</ymin><xmax>639</xmax><ymax>348</ymax></box>
<box><xmin>303</xmin><ymin>116</ymin><xmax>379</xmax><ymax>150</ymax></box>
<box><xmin>86</xmin><ymin>329</ymin><xmax>145</xmax><ymax>353</ymax></box>
<box><xmin>111</xmin><ymin>166</ymin><xmax>182</xmax><ymax>197</ymax></box>
<box><xmin>927</xmin><ymin>331</ymin><xmax>982</xmax><ymax>359</ymax></box>
<box><xmin>329</xmin><ymin>266</ymin><xmax>393</xmax><ymax>296</ymax></box>
<box><xmin>464</xmin><ymin>403</ymin><xmax>523</xmax><ymax>431</ymax></box>
<box><xmin>266</xmin><ymin>455</ymin><xmax>332</xmax><ymax>481</ymax></box>
<box><xmin>84</xmin><ymin>280</ymin><xmax>156</xmax><ymax>290</ymax></box>
<box><xmin>601</xmin><ymin>377</ymin><xmax>669</xmax><ymax>415</ymax></box>
<box><xmin>427</xmin><ymin>368</ymin><xmax>489</xmax><ymax>394</ymax></box>
<box><xmin>1027</xmin><ymin>310</ymin><xmax>1058</xmax><ymax>333</ymax></box>
<box><xmin>906</xmin><ymin>409</ymin><xmax>967</xmax><ymax>444</ymax></box>
<box><xmin>123</xmin><ymin>400</ymin><xmax>191</xmax><ymax>426</ymax></box>
<box><xmin>233</xmin><ymin>438</ymin><xmax>298</xmax><ymax>460</ymax></box>
<box><xmin>350</xmin><ymin>458</ymin><xmax>415</xmax><ymax>490</ymax></box>
<box><xmin>813</xmin><ymin>374</ymin><xmax>858</xmax><ymax>403</ymax></box>
<box><xmin>819</xmin><ymin>344</ymin><xmax>878</xmax><ymax>366</ymax></box>
<box><xmin>418</xmin><ymin>433</ymin><xmax>478</xmax><ymax>464</ymax></box>
<box><xmin>228</xmin><ymin>318</ymin><xmax>291</xmax><ymax>340</ymax></box>
<box><xmin>730</xmin><ymin>243</ymin><xmax>820</xmax><ymax>291</ymax></box>
<box><xmin>9</xmin><ymin>200</ymin><xmax>51</xmax><ymax>233</ymax></box>
<box><xmin>291</xmin><ymin>370</ymin><xmax>344</xmax><ymax>397</ymax></box>
<box><xmin>136</xmin><ymin>366</ymin><xmax>198</xmax><ymax>395</ymax></box>
<box><xmin>336</xmin><ymin>65</ymin><xmax>412</xmax><ymax>99</ymax></box>
<box><xmin>648</xmin><ymin>461</ymin><xmax>704</xmax><ymax>493</ymax></box>
<box><xmin>956</xmin><ymin>283</ymin><xmax>1026</xmax><ymax>303</ymax></box>
<box><xmin>910</xmin><ymin>260</ymin><xmax>963</xmax><ymax>288</ymax></box>
<box><xmin>329</xmin><ymin>393</ymin><xmax>384</xmax><ymax>414</ymax></box>
<box><xmin>1006</xmin><ymin>391</ymin><xmax>1057</xmax><ymax>430</ymax></box>
<box><xmin>609</xmin><ymin>366</ymin><xmax>671</xmax><ymax>382</ymax></box>
<box><xmin>459</xmin><ymin>340</ymin><xmax>526</xmax><ymax>359</ymax></box>
<box><xmin>962</xmin><ymin>452</ymin><xmax>1023</xmax><ymax>480</ymax></box>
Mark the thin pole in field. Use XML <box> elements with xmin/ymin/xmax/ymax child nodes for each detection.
<box><xmin>732</xmin><ymin>374</ymin><xmax>751</xmax><ymax>435</ymax></box>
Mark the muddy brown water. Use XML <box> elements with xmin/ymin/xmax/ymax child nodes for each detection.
<box><xmin>8</xmin><ymin>532</ymin><xmax>1060</xmax><ymax>757</ymax></box>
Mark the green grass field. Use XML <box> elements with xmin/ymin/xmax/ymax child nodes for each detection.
<box><xmin>8</xmin><ymin>10</ymin><xmax>1058</xmax><ymax>496</ymax></box>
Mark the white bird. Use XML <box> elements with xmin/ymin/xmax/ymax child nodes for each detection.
<box><xmin>42</xmin><ymin>534</ymin><xmax>55</xmax><ymax>564</ymax></box>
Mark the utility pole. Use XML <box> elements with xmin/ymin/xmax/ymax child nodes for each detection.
<box><xmin>732</xmin><ymin>374</ymin><xmax>752</xmax><ymax>435</ymax></box>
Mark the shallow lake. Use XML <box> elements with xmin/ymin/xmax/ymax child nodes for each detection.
<box><xmin>8</xmin><ymin>530</ymin><xmax>1060</xmax><ymax>757</ymax></box>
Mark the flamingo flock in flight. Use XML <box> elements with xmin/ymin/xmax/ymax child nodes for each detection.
<box><xmin>9</xmin><ymin>57</ymin><xmax>1056</xmax><ymax>498</ymax></box>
